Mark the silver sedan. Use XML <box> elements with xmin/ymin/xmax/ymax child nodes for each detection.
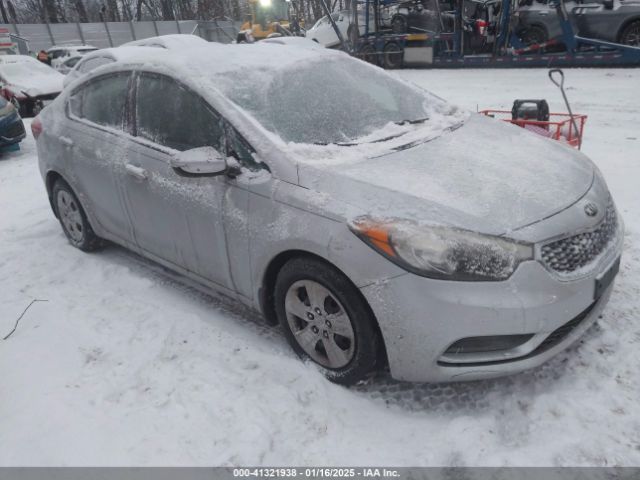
<box><xmin>33</xmin><ymin>42</ymin><xmax>623</xmax><ymax>385</ymax></box>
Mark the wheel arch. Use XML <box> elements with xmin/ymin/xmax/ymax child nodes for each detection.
<box><xmin>523</xmin><ymin>22</ymin><xmax>549</xmax><ymax>38</ymax></box>
<box><xmin>45</xmin><ymin>170</ymin><xmax>66</xmax><ymax>217</ymax></box>
<box><xmin>258</xmin><ymin>249</ymin><xmax>388</xmax><ymax>367</ymax></box>
<box><xmin>616</xmin><ymin>16</ymin><xmax>640</xmax><ymax>44</ymax></box>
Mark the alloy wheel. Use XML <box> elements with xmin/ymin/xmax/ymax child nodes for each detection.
<box><xmin>621</xmin><ymin>22</ymin><xmax>640</xmax><ymax>47</ymax></box>
<box><xmin>284</xmin><ymin>279</ymin><xmax>355</xmax><ymax>369</ymax></box>
<box><xmin>56</xmin><ymin>190</ymin><xmax>84</xmax><ymax>244</ymax></box>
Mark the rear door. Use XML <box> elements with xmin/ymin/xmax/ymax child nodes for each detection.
<box><xmin>120</xmin><ymin>72</ymin><xmax>238</xmax><ymax>291</ymax></box>
<box><xmin>66</xmin><ymin>72</ymin><xmax>136</xmax><ymax>244</ymax></box>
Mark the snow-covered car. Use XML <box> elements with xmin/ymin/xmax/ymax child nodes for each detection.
<box><xmin>63</xmin><ymin>46</ymin><xmax>165</xmax><ymax>88</ymax></box>
<box><xmin>47</xmin><ymin>45</ymin><xmax>98</xmax><ymax>70</ymax></box>
<box><xmin>306</xmin><ymin>6</ymin><xmax>435</xmax><ymax>46</ymax></box>
<box><xmin>0</xmin><ymin>55</ymin><xmax>64</xmax><ymax>116</ymax></box>
<box><xmin>33</xmin><ymin>42</ymin><xmax>623</xmax><ymax>385</ymax></box>
<box><xmin>120</xmin><ymin>33</ymin><xmax>208</xmax><ymax>49</ymax></box>
<box><xmin>306</xmin><ymin>10</ymin><xmax>382</xmax><ymax>46</ymax></box>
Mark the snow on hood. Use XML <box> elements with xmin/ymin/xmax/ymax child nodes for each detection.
<box><xmin>297</xmin><ymin>114</ymin><xmax>594</xmax><ymax>235</ymax></box>
<box><xmin>12</xmin><ymin>74</ymin><xmax>64</xmax><ymax>97</ymax></box>
<box><xmin>1</xmin><ymin>58</ymin><xmax>64</xmax><ymax>97</ymax></box>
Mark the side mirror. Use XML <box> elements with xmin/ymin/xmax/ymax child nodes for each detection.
<box><xmin>170</xmin><ymin>146</ymin><xmax>229</xmax><ymax>177</ymax></box>
<box><xmin>602</xmin><ymin>0</ymin><xmax>613</xmax><ymax>9</ymax></box>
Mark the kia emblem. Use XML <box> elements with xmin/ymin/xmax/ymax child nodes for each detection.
<box><xmin>584</xmin><ymin>203</ymin><xmax>599</xmax><ymax>217</ymax></box>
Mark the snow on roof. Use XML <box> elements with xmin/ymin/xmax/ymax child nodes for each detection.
<box><xmin>47</xmin><ymin>45</ymin><xmax>98</xmax><ymax>50</ymax></box>
<box><xmin>113</xmin><ymin>41</ymin><xmax>344</xmax><ymax>80</ymax></box>
<box><xmin>121</xmin><ymin>34</ymin><xmax>208</xmax><ymax>49</ymax></box>
<box><xmin>84</xmin><ymin>45</ymin><xmax>170</xmax><ymax>61</ymax></box>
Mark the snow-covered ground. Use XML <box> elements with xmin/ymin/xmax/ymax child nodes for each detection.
<box><xmin>1</xmin><ymin>68</ymin><xmax>639</xmax><ymax>466</ymax></box>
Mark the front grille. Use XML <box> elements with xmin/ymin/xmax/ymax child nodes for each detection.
<box><xmin>541</xmin><ymin>199</ymin><xmax>617</xmax><ymax>274</ymax></box>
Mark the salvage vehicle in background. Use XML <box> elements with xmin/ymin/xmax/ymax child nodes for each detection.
<box><xmin>517</xmin><ymin>0</ymin><xmax>640</xmax><ymax>47</ymax></box>
<box><xmin>34</xmin><ymin>43</ymin><xmax>622</xmax><ymax>385</ymax></box>
<box><xmin>0</xmin><ymin>55</ymin><xmax>64</xmax><ymax>117</ymax></box>
<box><xmin>63</xmin><ymin>46</ymin><xmax>164</xmax><ymax>88</ymax></box>
<box><xmin>47</xmin><ymin>45</ymin><xmax>98</xmax><ymax>70</ymax></box>
<box><xmin>0</xmin><ymin>95</ymin><xmax>25</xmax><ymax>151</ymax></box>
<box><xmin>57</xmin><ymin>56</ymin><xmax>82</xmax><ymax>75</ymax></box>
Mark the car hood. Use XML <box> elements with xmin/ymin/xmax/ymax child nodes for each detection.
<box><xmin>7</xmin><ymin>73</ymin><xmax>64</xmax><ymax>97</ymax></box>
<box><xmin>296</xmin><ymin>114</ymin><xmax>594</xmax><ymax>235</ymax></box>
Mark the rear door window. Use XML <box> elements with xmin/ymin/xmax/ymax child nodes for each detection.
<box><xmin>134</xmin><ymin>73</ymin><xmax>224</xmax><ymax>152</ymax></box>
<box><xmin>69</xmin><ymin>73</ymin><xmax>131</xmax><ymax>130</ymax></box>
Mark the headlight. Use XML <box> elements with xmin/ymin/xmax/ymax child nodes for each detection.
<box><xmin>350</xmin><ymin>217</ymin><xmax>533</xmax><ymax>281</ymax></box>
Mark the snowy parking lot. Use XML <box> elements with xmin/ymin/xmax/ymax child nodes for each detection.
<box><xmin>1</xmin><ymin>67</ymin><xmax>639</xmax><ymax>466</ymax></box>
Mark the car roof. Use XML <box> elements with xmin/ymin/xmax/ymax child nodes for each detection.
<box><xmin>48</xmin><ymin>45</ymin><xmax>97</xmax><ymax>51</ymax></box>
<box><xmin>79</xmin><ymin>45</ymin><xmax>165</xmax><ymax>62</ymax></box>
<box><xmin>111</xmin><ymin>41</ymin><xmax>342</xmax><ymax>77</ymax></box>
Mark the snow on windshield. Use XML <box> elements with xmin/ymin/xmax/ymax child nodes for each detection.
<box><xmin>218</xmin><ymin>56</ymin><xmax>454</xmax><ymax>145</ymax></box>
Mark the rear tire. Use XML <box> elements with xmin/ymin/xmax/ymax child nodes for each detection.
<box><xmin>358</xmin><ymin>43</ymin><xmax>378</xmax><ymax>65</ymax></box>
<box><xmin>619</xmin><ymin>20</ymin><xmax>640</xmax><ymax>47</ymax></box>
<box><xmin>52</xmin><ymin>179</ymin><xmax>103</xmax><ymax>252</ymax></box>
<box><xmin>274</xmin><ymin>257</ymin><xmax>381</xmax><ymax>386</ymax></box>
<box><xmin>382</xmin><ymin>41</ymin><xmax>404</xmax><ymax>69</ymax></box>
<box><xmin>519</xmin><ymin>24</ymin><xmax>548</xmax><ymax>47</ymax></box>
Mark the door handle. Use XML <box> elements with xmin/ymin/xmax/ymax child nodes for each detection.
<box><xmin>59</xmin><ymin>136</ymin><xmax>74</xmax><ymax>148</ymax></box>
<box><xmin>125</xmin><ymin>164</ymin><xmax>148</xmax><ymax>181</ymax></box>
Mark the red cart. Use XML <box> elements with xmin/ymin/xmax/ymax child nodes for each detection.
<box><xmin>479</xmin><ymin>110</ymin><xmax>587</xmax><ymax>149</ymax></box>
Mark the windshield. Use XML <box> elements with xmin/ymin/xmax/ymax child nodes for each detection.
<box><xmin>222</xmin><ymin>56</ymin><xmax>437</xmax><ymax>144</ymax></box>
<box><xmin>65</xmin><ymin>57</ymin><xmax>81</xmax><ymax>67</ymax></box>
<box><xmin>1</xmin><ymin>61</ymin><xmax>57</xmax><ymax>83</ymax></box>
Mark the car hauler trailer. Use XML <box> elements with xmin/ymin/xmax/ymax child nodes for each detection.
<box><xmin>321</xmin><ymin>0</ymin><xmax>640</xmax><ymax>68</ymax></box>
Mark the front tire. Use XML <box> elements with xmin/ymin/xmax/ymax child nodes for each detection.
<box><xmin>519</xmin><ymin>24</ymin><xmax>548</xmax><ymax>47</ymax></box>
<box><xmin>619</xmin><ymin>20</ymin><xmax>640</xmax><ymax>47</ymax></box>
<box><xmin>382</xmin><ymin>41</ymin><xmax>404</xmax><ymax>69</ymax></box>
<box><xmin>274</xmin><ymin>257</ymin><xmax>380</xmax><ymax>385</ymax></box>
<box><xmin>52</xmin><ymin>179</ymin><xmax>102</xmax><ymax>252</ymax></box>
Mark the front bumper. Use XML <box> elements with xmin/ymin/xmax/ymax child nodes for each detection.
<box><xmin>360</xmin><ymin>233</ymin><xmax>622</xmax><ymax>383</ymax></box>
<box><xmin>0</xmin><ymin>112</ymin><xmax>26</xmax><ymax>147</ymax></box>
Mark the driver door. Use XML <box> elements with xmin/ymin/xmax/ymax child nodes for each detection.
<box><xmin>119</xmin><ymin>72</ymin><xmax>240</xmax><ymax>291</ymax></box>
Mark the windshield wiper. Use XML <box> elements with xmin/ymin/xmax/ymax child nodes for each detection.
<box><xmin>389</xmin><ymin>121</ymin><xmax>465</xmax><ymax>153</ymax></box>
<box><xmin>312</xmin><ymin>130</ymin><xmax>409</xmax><ymax>147</ymax></box>
<box><xmin>394</xmin><ymin>117</ymin><xmax>429</xmax><ymax>126</ymax></box>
